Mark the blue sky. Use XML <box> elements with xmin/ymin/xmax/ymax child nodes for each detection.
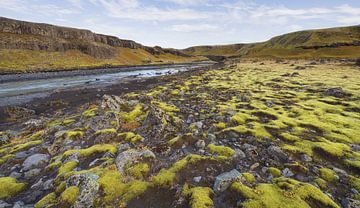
<box><xmin>0</xmin><ymin>0</ymin><xmax>359</xmax><ymax>48</ymax></box>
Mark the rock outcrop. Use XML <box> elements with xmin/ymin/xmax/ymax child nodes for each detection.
<box><xmin>0</xmin><ymin>17</ymin><xmax>189</xmax><ymax>59</ymax></box>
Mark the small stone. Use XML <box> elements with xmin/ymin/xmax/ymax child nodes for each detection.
<box><xmin>233</xmin><ymin>149</ymin><xmax>246</xmax><ymax>159</ymax></box>
<box><xmin>250</xmin><ymin>163</ymin><xmax>260</xmax><ymax>171</ymax></box>
<box><xmin>24</xmin><ymin>168</ymin><xmax>42</xmax><ymax>179</ymax></box>
<box><xmin>282</xmin><ymin>168</ymin><xmax>294</xmax><ymax>177</ymax></box>
<box><xmin>67</xmin><ymin>173</ymin><xmax>100</xmax><ymax>208</ymax></box>
<box><xmin>9</xmin><ymin>171</ymin><xmax>22</xmax><ymax>179</ymax></box>
<box><xmin>15</xmin><ymin>151</ymin><xmax>29</xmax><ymax>159</ymax></box>
<box><xmin>195</xmin><ymin>140</ymin><xmax>206</xmax><ymax>149</ymax></box>
<box><xmin>267</xmin><ymin>145</ymin><xmax>288</xmax><ymax>161</ymax></box>
<box><xmin>193</xmin><ymin>176</ymin><xmax>202</xmax><ymax>183</ymax></box>
<box><xmin>213</xmin><ymin>169</ymin><xmax>241</xmax><ymax>193</ymax></box>
<box><xmin>300</xmin><ymin>154</ymin><xmax>312</xmax><ymax>162</ymax></box>
<box><xmin>43</xmin><ymin>179</ymin><xmax>54</xmax><ymax>190</ymax></box>
<box><xmin>351</xmin><ymin>188</ymin><xmax>359</xmax><ymax>195</ymax></box>
<box><xmin>0</xmin><ymin>200</ymin><xmax>11</xmax><ymax>208</ymax></box>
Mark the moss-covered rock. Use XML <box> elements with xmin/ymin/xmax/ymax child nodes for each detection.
<box><xmin>0</xmin><ymin>177</ymin><xmax>26</xmax><ymax>199</ymax></box>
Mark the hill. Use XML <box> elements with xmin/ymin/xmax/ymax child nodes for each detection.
<box><xmin>0</xmin><ymin>17</ymin><xmax>204</xmax><ymax>74</ymax></box>
<box><xmin>182</xmin><ymin>25</ymin><xmax>360</xmax><ymax>59</ymax></box>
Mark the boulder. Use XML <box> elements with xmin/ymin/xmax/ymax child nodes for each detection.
<box><xmin>22</xmin><ymin>154</ymin><xmax>49</xmax><ymax>171</ymax></box>
<box><xmin>267</xmin><ymin>145</ymin><xmax>288</xmax><ymax>162</ymax></box>
<box><xmin>213</xmin><ymin>169</ymin><xmax>241</xmax><ymax>193</ymax></box>
<box><xmin>67</xmin><ymin>173</ymin><xmax>100</xmax><ymax>208</ymax></box>
<box><xmin>115</xmin><ymin>149</ymin><xmax>156</xmax><ymax>174</ymax></box>
<box><xmin>324</xmin><ymin>87</ymin><xmax>350</xmax><ymax>98</ymax></box>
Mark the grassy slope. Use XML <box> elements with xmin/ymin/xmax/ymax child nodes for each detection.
<box><xmin>182</xmin><ymin>25</ymin><xmax>360</xmax><ymax>59</ymax></box>
<box><xmin>0</xmin><ymin>48</ymin><xmax>204</xmax><ymax>74</ymax></box>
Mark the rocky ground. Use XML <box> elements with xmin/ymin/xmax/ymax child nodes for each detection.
<box><xmin>0</xmin><ymin>60</ymin><xmax>359</xmax><ymax>208</ymax></box>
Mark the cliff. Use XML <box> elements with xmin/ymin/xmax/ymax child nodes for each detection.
<box><xmin>0</xmin><ymin>16</ymin><xmax>188</xmax><ymax>59</ymax></box>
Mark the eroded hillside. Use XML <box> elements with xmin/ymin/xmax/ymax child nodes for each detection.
<box><xmin>0</xmin><ymin>60</ymin><xmax>359</xmax><ymax>207</ymax></box>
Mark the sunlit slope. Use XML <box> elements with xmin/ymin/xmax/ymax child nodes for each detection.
<box><xmin>183</xmin><ymin>25</ymin><xmax>360</xmax><ymax>59</ymax></box>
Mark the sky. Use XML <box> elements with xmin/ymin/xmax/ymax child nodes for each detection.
<box><xmin>0</xmin><ymin>0</ymin><xmax>359</xmax><ymax>49</ymax></box>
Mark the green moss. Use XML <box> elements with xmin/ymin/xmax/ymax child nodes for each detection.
<box><xmin>314</xmin><ymin>177</ymin><xmax>328</xmax><ymax>189</ymax></box>
<box><xmin>82</xmin><ymin>107</ymin><xmax>98</xmax><ymax>117</ymax></box>
<box><xmin>152</xmin><ymin>101</ymin><xmax>180</xmax><ymax>113</ymax></box>
<box><xmin>66</xmin><ymin>130</ymin><xmax>84</xmax><ymax>140</ymax></box>
<box><xmin>95</xmin><ymin>128</ymin><xmax>117</xmax><ymax>135</ymax></box>
<box><xmin>98</xmin><ymin>170</ymin><xmax>150</xmax><ymax>206</ymax></box>
<box><xmin>267</xmin><ymin>167</ymin><xmax>282</xmax><ymax>177</ymax></box>
<box><xmin>0</xmin><ymin>154</ymin><xmax>15</xmax><ymax>165</ymax></box>
<box><xmin>58</xmin><ymin>161</ymin><xmax>78</xmax><ymax>176</ymax></box>
<box><xmin>45</xmin><ymin>161</ymin><xmax>62</xmax><ymax>171</ymax></box>
<box><xmin>35</xmin><ymin>192</ymin><xmax>57</xmax><ymax>208</ymax></box>
<box><xmin>0</xmin><ymin>177</ymin><xmax>26</xmax><ymax>199</ymax></box>
<box><xmin>29</xmin><ymin>130</ymin><xmax>44</xmax><ymax>140</ymax></box>
<box><xmin>207</xmin><ymin>144</ymin><xmax>235</xmax><ymax>158</ymax></box>
<box><xmin>313</xmin><ymin>141</ymin><xmax>351</xmax><ymax>158</ymax></box>
<box><xmin>61</xmin><ymin>186</ymin><xmax>79</xmax><ymax>205</ymax></box>
<box><xmin>183</xmin><ymin>185</ymin><xmax>214</xmax><ymax>208</ymax></box>
<box><xmin>55</xmin><ymin>182</ymin><xmax>66</xmax><ymax>194</ymax></box>
<box><xmin>126</xmin><ymin>163</ymin><xmax>150</xmax><ymax>179</ymax></box>
<box><xmin>63</xmin><ymin>144</ymin><xmax>117</xmax><ymax>158</ymax></box>
<box><xmin>231</xmin><ymin>112</ymin><xmax>251</xmax><ymax>124</ymax></box>
<box><xmin>242</xmin><ymin>172</ymin><xmax>256</xmax><ymax>183</ymax></box>
<box><xmin>168</xmin><ymin>136</ymin><xmax>181</xmax><ymax>146</ymax></box>
<box><xmin>118</xmin><ymin>132</ymin><xmax>144</xmax><ymax>143</ymax></box>
<box><xmin>231</xmin><ymin>177</ymin><xmax>340</xmax><ymax>208</ymax></box>
<box><xmin>279</xmin><ymin>133</ymin><xmax>300</xmax><ymax>142</ymax></box>
<box><xmin>319</xmin><ymin>168</ymin><xmax>338</xmax><ymax>182</ymax></box>
<box><xmin>345</xmin><ymin>159</ymin><xmax>360</xmax><ymax>170</ymax></box>
<box><xmin>214</xmin><ymin>122</ymin><xmax>226</xmax><ymax>129</ymax></box>
<box><xmin>152</xmin><ymin>154</ymin><xmax>208</xmax><ymax>187</ymax></box>
<box><xmin>119</xmin><ymin>104</ymin><xmax>144</xmax><ymax>123</ymax></box>
<box><xmin>63</xmin><ymin>119</ymin><xmax>76</xmax><ymax>126</ymax></box>
<box><xmin>348</xmin><ymin>175</ymin><xmax>360</xmax><ymax>192</ymax></box>
<box><xmin>10</xmin><ymin>140</ymin><xmax>42</xmax><ymax>154</ymax></box>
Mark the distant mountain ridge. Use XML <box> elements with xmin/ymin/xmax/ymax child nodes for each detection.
<box><xmin>182</xmin><ymin>25</ymin><xmax>360</xmax><ymax>59</ymax></box>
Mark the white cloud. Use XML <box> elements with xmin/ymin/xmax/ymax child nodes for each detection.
<box><xmin>170</xmin><ymin>24</ymin><xmax>219</xmax><ymax>32</ymax></box>
<box><xmin>164</xmin><ymin>0</ymin><xmax>208</xmax><ymax>5</ymax></box>
<box><xmin>91</xmin><ymin>0</ymin><xmax>210</xmax><ymax>21</ymax></box>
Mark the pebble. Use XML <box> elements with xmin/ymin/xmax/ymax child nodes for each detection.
<box><xmin>193</xmin><ymin>176</ymin><xmax>202</xmax><ymax>183</ymax></box>
<box><xmin>282</xmin><ymin>168</ymin><xmax>294</xmax><ymax>177</ymax></box>
<box><xmin>250</xmin><ymin>163</ymin><xmax>260</xmax><ymax>171</ymax></box>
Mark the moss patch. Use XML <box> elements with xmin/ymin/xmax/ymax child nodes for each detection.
<box><xmin>0</xmin><ymin>177</ymin><xmax>26</xmax><ymax>199</ymax></box>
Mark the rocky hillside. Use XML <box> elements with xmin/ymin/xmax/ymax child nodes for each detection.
<box><xmin>182</xmin><ymin>25</ymin><xmax>360</xmax><ymax>59</ymax></box>
<box><xmin>0</xmin><ymin>60</ymin><xmax>359</xmax><ymax>207</ymax></box>
<box><xmin>0</xmin><ymin>17</ymin><xmax>203</xmax><ymax>73</ymax></box>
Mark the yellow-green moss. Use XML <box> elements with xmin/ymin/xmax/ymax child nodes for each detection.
<box><xmin>29</xmin><ymin>130</ymin><xmax>44</xmax><ymax>140</ymax></box>
<box><xmin>314</xmin><ymin>177</ymin><xmax>328</xmax><ymax>189</ymax></box>
<box><xmin>231</xmin><ymin>177</ymin><xmax>339</xmax><ymax>208</ymax></box>
<box><xmin>207</xmin><ymin>144</ymin><xmax>235</xmax><ymax>158</ymax></box>
<box><xmin>82</xmin><ymin>107</ymin><xmax>98</xmax><ymax>117</ymax></box>
<box><xmin>0</xmin><ymin>177</ymin><xmax>26</xmax><ymax>199</ymax></box>
<box><xmin>95</xmin><ymin>128</ymin><xmax>117</xmax><ymax>135</ymax></box>
<box><xmin>267</xmin><ymin>167</ymin><xmax>282</xmax><ymax>177</ymax></box>
<box><xmin>152</xmin><ymin>101</ymin><xmax>180</xmax><ymax>113</ymax></box>
<box><xmin>63</xmin><ymin>119</ymin><xmax>76</xmax><ymax>126</ymax></box>
<box><xmin>58</xmin><ymin>161</ymin><xmax>78</xmax><ymax>176</ymax></box>
<box><xmin>118</xmin><ymin>132</ymin><xmax>144</xmax><ymax>143</ymax></box>
<box><xmin>126</xmin><ymin>163</ymin><xmax>150</xmax><ymax>179</ymax></box>
<box><xmin>10</xmin><ymin>140</ymin><xmax>43</xmax><ymax>154</ymax></box>
<box><xmin>242</xmin><ymin>172</ymin><xmax>256</xmax><ymax>183</ymax></box>
<box><xmin>348</xmin><ymin>175</ymin><xmax>360</xmax><ymax>192</ymax></box>
<box><xmin>61</xmin><ymin>186</ymin><xmax>79</xmax><ymax>205</ymax></box>
<box><xmin>214</xmin><ymin>122</ymin><xmax>226</xmax><ymax>129</ymax></box>
<box><xmin>231</xmin><ymin>112</ymin><xmax>250</xmax><ymax>124</ymax></box>
<box><xmin>35</xmin><ymin>192</ymin><xmax>57</xmax><ymax>208</ymax></box>
<box><xmin>0</xmin><ymin>154</ymin><xmax>15</xmax><ymax>165</ymax></box>
<box><xmin>319</xmin><ymin>168</ymin><xmax>338</xmax><ymax>182</ymax></box>
<box><xmin>152</xmin><ymin>154</ymin><xmax>208</xmax><ymax>187</ymax></box>
<box><xmin>63</xmin><ymin>144</ymin><xmax>117</xmax><ymax>158</ymax></box>
<box><xmin>98</xmin><ymin>170</ymin><xmax>150</xmax><ymax>206</ymax></box>
<box><xmin>45</xmin><ymin>161</ymin><xmax>62</xmax><ymax>171</ymax></box>
<box><xmin>66</xmin><ymin>130</ymin><xmax>84</xmax><ymax>140</ymax></box>
<box><xmin>119</xmin><ymin>104</ymin><xmax>144</xmax><ymax>123</ymax></box>
<box><xmin>183</xmin><ymin>184</ymin><xmax>214</xmax><ymax>208</ymax></box>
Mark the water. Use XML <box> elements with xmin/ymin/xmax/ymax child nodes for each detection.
<box><xmin>0</xmin><ymin>64</ymin><xmax>209</xmax><ymax>98</ymax></box>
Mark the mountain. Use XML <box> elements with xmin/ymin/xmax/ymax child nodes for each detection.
<box><xmin>182</xmin><ymin>25</ymin><xmax>360</xmax><ymax>59</ymax></box>
<box><xmin>0</xmin><ymin>17</ymin><xmax>203</xmax><ymax>73</ymax></box>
